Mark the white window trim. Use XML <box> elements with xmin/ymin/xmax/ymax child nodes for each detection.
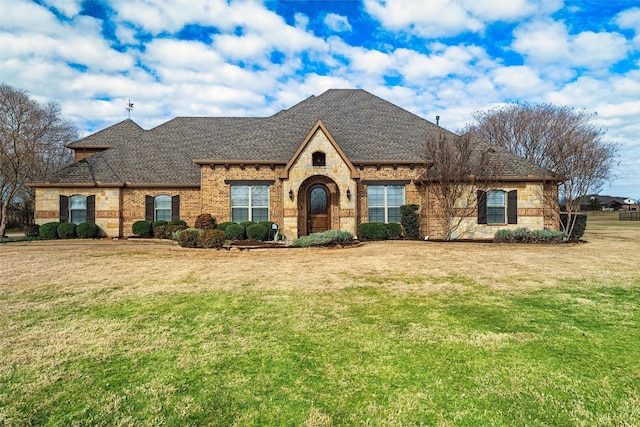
<box><xmin>154</xmin><ymin>195</ymin><xmax>172</xmax><ymax>222</ymax></box>
<box><xmin>231</xmin><ymin>185</ymin><xmax>270</xmax><ymax>222</ymax></box>
<box><xmin>487</xmin><ymin>189</ymin><xmax>506</xmax><ymax>224</ymax></box>
<box><xmin>368</xmin><ymin>185</ymin><xmax>405</xmax><ymax>223</ymax></box>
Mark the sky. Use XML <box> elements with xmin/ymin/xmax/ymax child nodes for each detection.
<box><xmin>1</xmin><ymin>0</ymin><xmax>639</xmax><ymax>198</ymax></box>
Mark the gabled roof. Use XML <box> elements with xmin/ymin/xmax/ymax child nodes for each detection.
<box><xmin>37</xmin><ymin>89</ymin><xmax>557</xmax><ymax>186</ymax></box>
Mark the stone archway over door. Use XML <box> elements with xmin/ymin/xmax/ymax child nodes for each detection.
<box><xmin>308</xmin><ymin>184</ymin><xmax>330</xmax><ymax>234</ymax></box>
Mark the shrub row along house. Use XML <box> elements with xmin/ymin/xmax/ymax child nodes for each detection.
<box><xmin>29</xmin><ymin>89</ymin><xmax>560</xmax><ymax>240</ymax></box>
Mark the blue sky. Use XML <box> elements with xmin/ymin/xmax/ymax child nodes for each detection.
<box><xmin>1</xmin><ymin>0</ymin><xmax>639</xmax><ymax>198</ymax></box>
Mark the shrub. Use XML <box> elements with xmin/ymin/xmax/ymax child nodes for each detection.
<box><xmin>358</xmin><ymin>222</ymin><xmax>388</xmax><ymax>240</ymax></box>
<box><xmin>166</xmin><ymin>224</ymin><xmax>187</xmax><ymax>240</ymax></box>
<box><xmin>560</xmin><ymin>214</ymin><xmax>587</xmax><ymax>240</ymax></box>
<box><xmin>152</xmin><ymin>220</ymin><xmax>168</xmax><ymax>237</ymax></box>
<box><xmin>259</xmin><ymin>221</ymin><xmax>277</xmax><ymax>240</ymax></box>
<box><xmin>177</xmin><ymin>228</ymin><xmax>202</xmax><ymax>248</ymax></box>
<box><xmin>76</xmin><ymin>222</ymin><xmax>100</xmax><ymax>238</ymax></box>
<box><xmin>400</xmin><ymin>204</ymin><xmax>420</xmax><ymax>238</ymax></box>
<box><xmin>387</xmin><ymin>222</ymin><xmax>402</xmax><ymax>239</ymax></box>
<box><xmin>216</xmin><ymin>222</ymin><xmax>236</xmax><ymax>231</ymax></box>
<box><xmin>225</xmin><ymin>224</ymin><xmax>246</xmax><ymax>240</ymax></box>
<box><xmin>194</xmin><ymin>214</ymin><xmax>216</xmax><ymax>229</ymax></box>
<box><xmin>168</xmin><ymin>219</ymin><xmax>187</xmax><ymax>227</ymax></box>
<box><xmin>292</xmin><ymin>230</ymin><xmax>354</xmax><ymax>247</ymax></box>
<box><xmin>24</xmin><ymin>224</ymin><xmax>40</xmax><ymax>237</ymax></box>
<box><xmin>239</xmin><ymin>221</ymin><xmax>256</xmax><ymax>231</ymax></box>
<box><xmin>132</xmin><ymin>220</ymin><xmax>153</xmax><ymax>237</ymax></box>
<box><xmin>494</xmin><ymin>227</ymin><xmax>565</xmax><ymax>244</ymax></box>
<box><xmin>246</xmin><ymin>224</ymin><xmax>268</xmax><ymax>241</ymax></box>
<box><xmin>39</xmin><ymin>222</ymin><xmax>60</xmax><ymax>239</ymax></box>
<box><xmin>57</xmin><ymin>223</ymin><xmax>76</xmax><ymax>239</ymax></box>
<box><xmin>197</xmin><ymin>229</ymin><xmax>226</xmax><ymax>249</ymax></box>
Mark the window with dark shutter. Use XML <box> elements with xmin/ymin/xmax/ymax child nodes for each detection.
<box><xmin>59</xmin><ymin>195</ymin><xmax>69</xmax><ymax>223</ymax></box>
<box><xmin>145</xmin><ymin>195</ymin><xmax>154</xmax><ymax>221</ymax></box>
<box><xmin>477</xmin><ymin>190</ymin><xmax>487</xmax><ymax>224</ymax></box>
<box><xmin>507</xmin><ymin>190</ymin><xmax>518</xmax><ymax>224</ymax></box>
<box><xmin>86</xmin><ymin>195</ymin><xmax>95</xmax><ymax>223</ymax></box>
<box><xmin>171</xmin><ymin>195</ymin><xmax>180</xmax><ymax>221</ymax></box>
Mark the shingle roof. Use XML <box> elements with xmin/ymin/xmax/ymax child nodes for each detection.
<box><xmin>43</xmin><ymin>89</ymin><xmax>557</xmax><ymax>186</ymax></box>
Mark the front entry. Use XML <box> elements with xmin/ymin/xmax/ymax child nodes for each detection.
<box><xmin>308</xmin><ymin>185</ymin><xmax>330</xmax><ymax>234</ymax></box>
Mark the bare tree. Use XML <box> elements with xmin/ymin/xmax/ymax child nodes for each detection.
<box><xmin>0</xmin><ymin>83</ymin><xmax>77</xmax><ymax>236</ymax></box>
<box><xmin>423</xmin><ymin>132</ymin><xmax>495</xmax><ymax>240</ymax></box>
<box><xmin>467</xmin><ymin>103</ymin><xmax>617</xmax><ymax>238</ymax></box>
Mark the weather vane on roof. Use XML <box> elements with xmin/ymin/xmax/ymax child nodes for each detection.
<box><xmin>126</xmin><ymin>99</ymin><xmax>134</xmax><ymax>119</ymax></box>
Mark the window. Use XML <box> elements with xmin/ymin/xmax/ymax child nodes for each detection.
<box><xmin>59</xmin><ymin>195</ymin><xmax>95</xmax><ymax>224</ymax></box>
<box><xmin>154</xmin><ymin>195</ymin><xmax>172</xmax><ymax>222</ymax></box>
<box><xmin>70</xmin><ymin>195</ymin><xmax>87</xmax><ymax>224</ymax></box>
<box><xmin>487</xmin><ymin>190</ymin><xmax>506</xmax><ymax>224</ymax></box>
<box><xmin>367</xmin><ymin>185</ymin><xmax>404</xmax><ymax>223</ymax></box>
<box><xmin>478</xmin><ymin>190</ymin><xmax>517</xmax><ymax>225</ymax></box>
<box><xmin>145</xmin><ymin>195</ymin><xmax>180</xmax><ymax>222</ymax></box>
<box><xmin>312</xmin><ymin>151</ymin><xmax>326</xmax><ymax>166</ymax></box>
<box><xmin>231</xmin><ymin>185</ymin><xmax>269</xmax><ymax>222</ymax></box>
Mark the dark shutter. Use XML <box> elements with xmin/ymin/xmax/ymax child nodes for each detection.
<box><xmin>145</xmin><ymin>195</ymin><xmax>154</xmax><ymax>221</ymax></box>
<box><xmin>86</xmin><ymin>195</ymin><xmax>96</xmax><ymax>223</ymax></box>
<box><xmin>171</xmin><ymin>195</ymin><xmax>180</xmax><ymax>221</ymax></box>
<box><xmin>59</xmin><ymin>195</ymin><xmax>69</xmax><ymax>223</ymax></box>
<box><xmin>477</xmin><ymin>190</ymin><xmax>487</xmax><ymax>224</ymax></box>
<box><xmin>508</xmin><ymin>190</ymin><xmax>518</xmax><ymax>224</ymax></box>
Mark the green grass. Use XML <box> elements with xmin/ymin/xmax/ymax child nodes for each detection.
<box><xmin>1</xmin><ymin>281</ymin><xmax>638</xmax><ymax>426</ymax></box>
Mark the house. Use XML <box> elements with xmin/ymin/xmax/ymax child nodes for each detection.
<box><xmin>580</xmin><ymin>195</ymin><xmax>639</xmax><ymax>211</ymax></box>
<box><xmin>30</xmin><ymin>89</ymin><xmax>561</xmax><ymax>240</ymax></box>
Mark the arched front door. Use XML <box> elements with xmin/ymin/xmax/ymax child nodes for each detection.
<box><xmin>308</xmin><ymin>185</ymin><xmax>330</xmax><ymax>234</ymax></box>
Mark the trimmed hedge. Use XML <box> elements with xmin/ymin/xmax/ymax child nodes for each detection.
<box><xmin>387</xmin><ymin>222</ymin><xmax>402</xmax><ymax>239</ymax></box>
<box><xmin>560</xmin><ymin>213</ymin><xmax>587</xmax><ymax>240</ymax></box>
<box><xmin>177</xmin><ymin>228</ymin><xmax>201</xmax><ymax>248</ymax></box>
<box><xmin>494</xmin><ymin>228</ymin><xmax>565</xmax><ymax>244</ymax></box>
<box><xmin>57</xmin><ymin>223</ymin><xmax>76</xmax><ymax>239</ymax></box>
<box><xmin>194</xmin><ymin>213</ymin><xmax>216</xmax><ymax>230</ymax></box>
<box><xmin>216</xmin><ymin>222</ymin><xmax>236</xmax><ymax>231</ymax></box>
<box><xmin>39</xmin><ymin>222</ymin><xmax>60</xmax><ymax>239</ymax></box>
<box><xmin>132</xmin><ymin>220</ymin><xmax>153</xmax><ymax>237</ymax></box>
<box><xmin>292</xmin><ymin>230</ymin><xmax>354</xmax><ymax>248</ymax></box>
<box><xmin>358</xmin><ymin>222</ymin><xmax>389</xmax><ymax>240</ymax></box>
<box><xmin>246</xmin><ymin>224</ymin><xmax>268</xmax><ymax>241</ymax></box>
<box><xmin>197</xmin><ymin>229</ymin><xmax>226</xmax><ymax>249</ymax></box>
<box><xmin>400</xmin><ymin>204</ymin><xmax>420</xmax><ymax>238</ymax></box>
<box><xmin>259</xmin><ymin>221</ymin><xmax>278</xmax><ymax>240</ymax></box>
<box><xmin>225</xmin><ymin>224</ymin><xmax>246</xmax><ymax>240</ymax></box>
<box><xmin>76</xmin><ymin>222</ymin><xmax>100</xmax><ymax>238</ymax></box>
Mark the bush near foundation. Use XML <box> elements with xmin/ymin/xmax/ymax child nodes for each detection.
<box><xmin>195</xmin><ymin>214</ymin><xmax>216</xmax><ymax>229</ymax></box>
<box><xmin>197</xmin><ymin>229</ymin><xmax>226</xmax><ymax>249</ymax></box>
<box><xmin>494</xmin><ymin>228</ymin><xmax>565</xmax><ymax>243</ymax></box>
<box><xmin>387</xmin><ymin>222</ymin><xmax>403</xmax><ymax>239</ymax></box>
<box><xmin>132</xmin><ymin>220</ymin><xmax>153</xmax><ymax>237</ymax></box>
<box><xmin>358</xmin><ymin>222</ymin><xmax>389</xmax><ymax>240</ymax></box>
<box><xmin>24</xmin><ymin>224</ymin><xmax>40</xmax><ymax>237</ymax></box>
<box><xmin>246</xmin><ymin>224</ymin><xmax>268</xmax><ymax>241</ymax></box>
<box><xmin>76</xmin><ymin>222</ymin><xmax>100</xmax><ymax>238</ymax></box>
<box><xmin>225</xmin><ymin>224</ymin><xmax>246</xmax><ymax>240</ymax></box>
<box><xmin>57</xmin><ymin>223</ymin><xmax>76</xmax><ymax>239</ymax></box>
<box><xmin>400</xmin><ymin>204</ymin><xmax>420</xmax><ymax>238</ymax></box>
<box><xmin>293</xmin><ymin>230</ymin><xmax>354</xmax><ymax>247</ymax></box>
<box><xmin>177</xmin><ymin>228</ymin><xmax>201</xmax><ymax>248</ymax></box>
<box><xmin>39</xmin><ymin>222</ymin><xmax>60</xmax><ymax>239</ymax></box>
<box><xmin>560</xmin><ymin>214</ymin><xmax>587</xmax><ymax>240</ymax></box>
<box><xmin>216</xmin><ymin>222</ymin><xmax>236</xmax><ymax>232</ymax></box>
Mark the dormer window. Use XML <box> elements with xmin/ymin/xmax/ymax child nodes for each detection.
<box><xmin>312</xmin><ymin>151</ymin><xmax>326</xmax><ymax>167</ymax></box>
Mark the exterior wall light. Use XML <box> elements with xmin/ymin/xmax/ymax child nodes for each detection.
<box><xmin>346</xmin><ymin>188</ymin><xmax>352</xmax><ymax>201</ymax></box>
<box><xmin>289</xmin><ymin>189</ymin><xmax>294</xmax><ymax>200</ymax></box>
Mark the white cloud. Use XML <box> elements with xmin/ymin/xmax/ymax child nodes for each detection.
<box><xmin>324</xmin><ymin>13</ymin><xmax>352</xmax><ymax>33</ymax></box>
<box><xmin>511</xmin><ymin>20</ymin><xmax>570</xmax><ymax>63</ymax></box>
<box><xmin>42</xmin><ymin>0</ymin><xmax>83</xmax><ymax>17</ymax></box>
<box><xmin>463</xmin><ymin>0</ymin><xmax>562</xmax><ymax>21</ymax></box>
<box><xmin>491</xmin><ymin>66</ymin><xmax>550</xmax><ymax>98</ymax></box>
<box><xmin>615</xmin><ymin>7</ymin><xmax>640</xmax><ymax>50</ymax></box>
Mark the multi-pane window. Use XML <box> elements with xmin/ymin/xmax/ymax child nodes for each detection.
<box><xmin>231</xmin><ymin>185</ymin><xmax>269</xmax><ymax>222</ymax></box>
<box><xmin>154</xmin><ymin>195</ymin><xmax>172</xmax><ymax>222</ymax></box>
<box><xmin>69</xmin><ymin>195</ymin><xmax>87</xmax><ymax>224</ymax></box>
<box><xmin>487</xmin><ymin>190</ymin><xmax>506</xmax><ymax>224</ymax></box>
<box><xmin>367</xmin><ymin>185</ymin><xmax>404</xmax><ymax>223</ymax></box>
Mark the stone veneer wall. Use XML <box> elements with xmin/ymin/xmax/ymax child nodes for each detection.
<box><xmin>121</xmin><ymin>187</ymin><xmax>200</xmax><ymax>237</ymax></box>
<box><xmin>34</xmin><ymin>187</ymin><xmax>121</xmax><ymax>237</ymax></box>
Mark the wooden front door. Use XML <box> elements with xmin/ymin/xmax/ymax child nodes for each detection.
<box><xmin>308</xmin><ymin>185</ymin><xmax>330</xmax><ymax>234</ymax></box>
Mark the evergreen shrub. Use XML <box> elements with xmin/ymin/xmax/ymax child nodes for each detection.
<box><xmin>197</xmin><ymin>229</ymin><xmax>226</xmax><ymax>248</ymax></box>
<box><xmin>132</xmin><ymin>220</ymin><xmax>153</xmax><ymax>237</ymax></box>
<box><xmin>246</xmin><ymin>224</ymin><xmax>268</xmax><ymax>241</ymax></box>
<box><xmin>169</xmin><ymin>219</ymin><xmax>187</xmax><ymax>227</ymax></box>
<box><xmin>560</xmin><ymin>214</ymin><xmax>587</xmax><ymax>240</ymax></box>
<box><xmin>358</xmin><ymin>222</ymin><xmax>388</xmax><ymax>240</ymax></box>
<box><xmin>177</xmin><ymin>228</ymin><xmax>201</xmax><ymax>248</ymax></box>
<box><xmin>76</xmin><ymin>222</ymin><xmax>100</xmax><ymax>238</ymax></box>
<box><xmin>494</xmin><ymin>228</ymin><xmax>565</xmax><ymax>243</ymax></box>
<box><xmin>216</xmin><ymin>222</ymin><xmax>236</xmax><ymax>231</ymax></box>
<box><xmin>225</xmin><ymin>224</ymin><xmax>246</xmax><ymax>240</ymax></box>
<box><xmin>57</xmin><ymin>223</ymin><xmax>76</xmax><ymax>239</ymax></box>
<box><xmin>400</xmin><ymin>204</ymin><xmax>420</xmax><ymax>238</ymax></box>
<box><xmin>292</xmin><ymin>230</ymin><xmax>353</xmax><ymax>248</ymax></box>
<box><xmin>166</xmin><ymin>224</ymin><xmax>187</xmax><ymax>239</ymax></box>
<box><xmin>39</xmin><ymin>222</ymin><xmax>60</xmax><ymax>239</ymax></box>
<box><xmin>387</xmin><ymin>222</ymin><xmax>403</xmax><ymax>239</ymax></box>
<box><xmin>24</xmin><ymin>224</ymin><xmax>40</xmax><ymax>237</ymax></box>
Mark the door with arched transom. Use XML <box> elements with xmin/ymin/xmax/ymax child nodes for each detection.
<box><xmin>308</xmin><ymin>185</ymin><xmax>330</xmax><ymax>234</ymax></box>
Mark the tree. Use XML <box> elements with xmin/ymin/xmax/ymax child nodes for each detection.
<box><xmin>467</xmin><ymin>103</ymin><xmax>617</xmax><ymax>238</ymax></box>
<box><xmin>0</xmin><ymin>83</ymin><xmax>77</xmax><ymax>236</ymax></box>
<box><xmin>587</xmin><ymin>196</ymin><xmax>603</xmax><ymax>213</ymax></box>
<box><xmin>422</xmin><ymin>132</ymin><xmax>496</xmax><ymax>240</ymax></box>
